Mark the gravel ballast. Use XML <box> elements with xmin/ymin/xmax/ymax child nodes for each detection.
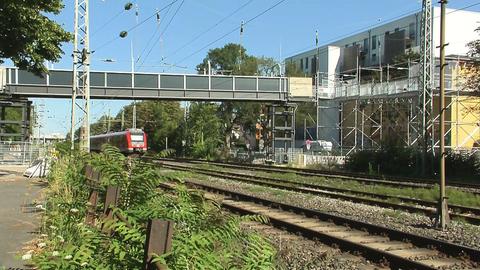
<box><xmin>185</xmin><ymin>173</ymin><xmax>480</xmax><ymax>250</ymax></box>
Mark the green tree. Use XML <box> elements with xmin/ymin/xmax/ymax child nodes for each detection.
<box><xmin>115</xmin><ymin>101</ymin><xmax>184</xmax><ymax>152</ymax></box>
<box><xmin>463</xmin><ymin>27</ymin><xmax>480</xmax><ymax>92</ymax></box>
<box><xmin>295</xmin><ymin>102</ymin><xmax>317</xmax><ymax>140</ymax></box>
<box><xmin>388</xmin><ymin>50</ymin><xmax>420</xmax><ymax>80</ymax></box>
<box><xmin>186</xmin><ymin>102</ymin><xmax>223</xmax><ymax>159</ymax></box>
<box><xmin>196</xmin><ymin>43</ymin><xmax>258</xmax><ymax>76</ymax></box>
<box><xmin>285</xmin><ymin>61</ymin><xmax>305</xmax><ymax>77</ymax></box>
<box><xmin>0</xmin><ymin>0</ymin><xmax>71</xmax><ymax>75</ymax></box>
<box><xmin>197</xmin><ymin>44</ymin><xmax>278</xmax><ymax>152</ymax></box>
<box><xmin>88</xmin><ymin>101</ymin><xmax>184</xmax><ymax>153</ymax></box>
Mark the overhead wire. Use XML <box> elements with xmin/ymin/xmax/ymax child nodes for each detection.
<box><xmin>135</xmin><ymin>4</ymin><xmax>174</xmax><ymax>67</ymax></box>
<box><xmin>137</xmin><ymin>0</ymin><xmax>186</xmax><ymax>70</ymax></box>
<box><xmin>93</xmin><ymin>0</ymin><xmax>180</xmax><ymax>53</ymax></box>
<box><xmin>284</xmin><ymin>7</ymin><xmax>422</xmax><ymax>58</ymax></box>
<box><xmin>173</xmin><ymin>0</ymin><xmax>288</xmax><ymax>67</ymax></box>
<box><xmin>91</xmin><ymin>8</ymin><xmax>126</xmax><ymax>38</ymax></box>
<box><xmin>284</xmin><ymin>1</ymin><xmax>480</xmax><ymax>59</ymax></box>
<box><xmin>282</xmin><ymin>0</ymin><xmax>480</xmax><ymax>76</ymax></box>
<box><xmin>165</xmin><ymin>0</ymin><xmax>255</xmax><ymax>61</ymax></box>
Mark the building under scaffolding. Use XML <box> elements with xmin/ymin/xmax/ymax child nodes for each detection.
<box><xmin>318</xmin><ymin>58</ymin><xmax>480</xmax><ymax>155</ymax></box>
<box><xmin>286</xmin><ymin>5</ymin><xmax>480</xmax><ymax>156</ymax></box>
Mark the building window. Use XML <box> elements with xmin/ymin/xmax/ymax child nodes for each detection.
<box><xmin>300</xmin><ymin>59</ymin><xmax>303</xmax><ymax>70</ymax></box>
<box><xmin>395</xmin><ymin>27</ymin><xmax>399</xmax><ymax>32</ymax></box>
<box><xmin>305</xmin><ymin>57</ymin><xmax>309</xmax><ymax>69</ymax></box>
<box><xmin>311</xmin><ymin>57</ymin><xmax>316</xmax><ymax>74</ymax></box>
<box><xmin>345</xmin><ymin>44</ymin><xmax>349</xmax><ymax>48</ymax></box>
<box><xmin>385</xmin><ymin>31</ymin><xmax>390</xmax><ymax>35</ymax></box>
<box><xmin>372</xmin><ymin>35</ymin><xmax>377</xmax><ymax>50</ymax></box>
<box><xmin>409</xmin><ymin>22</ymin><xmax>415</xmax><ymax>40</ymax></box>
<box><xmin>363</xmin><ymin>38</ymin><xmax>368</xmax><ymax>52</ymax></box>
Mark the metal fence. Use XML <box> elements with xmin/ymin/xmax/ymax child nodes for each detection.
<box><xmin>274</xmin><ymin>148</ymin><xmax>304</xmax><ymax>164</ymax></box>
<box><xmin>0</xmin><ymin>141</ymin><xmax>47</xmax><ymax>165</ymax></box>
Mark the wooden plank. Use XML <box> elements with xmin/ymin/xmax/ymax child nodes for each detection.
<box><xmin>84</xmin><ymin>165</ymin><xmax>101</xmax><ymax>226</ymax></box>
<box><xmin>143</xmin><ymin>219</ymin><xmax>174</xmax><ymax>270</ymax></box>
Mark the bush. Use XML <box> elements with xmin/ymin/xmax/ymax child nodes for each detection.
<box><xmin>30</xmin><ymin>145</ymin><xmax>276</xmax><ymax>269</ymax></box>
<box><xmin>346</xmin><ymin>146</ymin><xmax>480</xmax><ymax>181</ymax></box>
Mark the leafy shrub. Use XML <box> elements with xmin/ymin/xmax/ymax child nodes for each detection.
<box><xmin>30</xmin><ymin>145</ymin><xmax>276</xmax><ymax>269</ymax></box>
<box><xmin>346</xmin><ymin>146</ymin><xmax>480</xmax><ymax>181</ymax></box>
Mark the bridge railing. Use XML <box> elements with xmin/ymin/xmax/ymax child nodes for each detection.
<box><xmin>4</xmin><ymin>67</ymin><xmax>295</xmax><ymax>101</ymax></box>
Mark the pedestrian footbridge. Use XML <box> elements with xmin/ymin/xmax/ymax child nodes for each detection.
<box><xmin>0</xmin><ymin>67</ymin><xmax>313</xmax><ymax>102</ymax></box>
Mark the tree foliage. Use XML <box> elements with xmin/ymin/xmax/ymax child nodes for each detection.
<box><xmin>196</xmin><ymin>44</ymin><xmax>280</xmax><ymax>152</ymax></box>
<box><xmin>285</xmin><ymin>61</ymin><xmax>305</xmax><ymax>77</ymax></box>
<box><xmin>0</xmin><ymin>0</ymin><xmax>71</xmax><ymax>74</ymax></box>
<box><xmin>186</xmin><ymin>102</ymin><xmax>223</xmax><ymax>159</ymax></box>
<box><xmin>461</xmin><ymin>27</ymin><xmax>480</xmax><ymax>92</ymax></box>
<box><xmin>89</xmin><ymin>101</ymin><xmax>184</xmax><ymax>152</ymax></box>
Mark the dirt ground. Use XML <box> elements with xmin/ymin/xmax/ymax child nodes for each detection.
<box><xmin>0</xmin><ymin>166</ymin><xmax>43</xmax><ymax>269</ymax></box>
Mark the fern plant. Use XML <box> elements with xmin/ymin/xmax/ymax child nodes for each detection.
<box><xmin>31</xmin><ymin>146</ymin><xmax>277</xmax><ymax>269</ymax></box>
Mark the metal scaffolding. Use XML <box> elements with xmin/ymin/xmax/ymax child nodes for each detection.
<box><xmin>315</xmin><ymin>0</ymin><xmax>480</xmax><ymax>156</ymax></box>
<box><xmin>417</xmin><ymin>0</ymin><xmax>435</xmax><ymax>153</ymax></box>
<box><xmin>70</xmin><ymin>0</ymin><xmax>91</xmax><ymax>152</ymax></box>
<box><xmin>318</xmin><ymin>58</ymin><xmax>480</xmax><ymax>155</ymax></box>
<box><xmin>266</xmin><ymin>103</ymin><xmax>297</xmax><ymax>163</ymax></box>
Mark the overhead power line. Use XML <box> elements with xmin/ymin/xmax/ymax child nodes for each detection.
<box><xmin>164</xmin><ymin>0</ymin><xmax>254</xmax><ymax>61</ymax></box>
<box><xmin>91</xmin><ymin>8</ymin><xmax>125</xmax><ymax>37</ymax></box>
<box><xmin>137</xmin><ymin>0</ymin><xmax>186</xmax><ymax>69</ymax></box>
<box><xmin>135</xmin><ymin>5</ymin><xmax>174</xmax><ymax>67</ymax></box>
<box><xmin>174</xmin><ymin>0</ymin><xmax>288</xmax><ymax>66</ymax></box>
<box><xmin>93</xmin><ymin>0</ymin><xmax>180</xmax><ymax>53</ymax></box>
<box><xmin>284</xmin><ymin>1</ymin><xmax>480</xmax><ymax>59</ymax></box>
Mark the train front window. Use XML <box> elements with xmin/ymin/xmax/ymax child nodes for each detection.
<box><xmin>131</xmin><ymin>134</ymin><xmax>144</xmax><ymax>142</ymax></box>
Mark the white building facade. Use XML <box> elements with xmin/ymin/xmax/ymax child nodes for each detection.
<box><xmin>286</xmin><ymin>7</ymin><xmax>480</xmax><ymax>98</ymax></box>
<box><xmin>286</xmin><ymin>7</ymin><xmax>480</xmax><ymax>154</ymax></box>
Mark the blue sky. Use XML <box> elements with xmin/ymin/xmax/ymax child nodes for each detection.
<box><xmin>21</xmin><ymin>0</ymin><xmax>480</xmax><ymax>136</ymax></box>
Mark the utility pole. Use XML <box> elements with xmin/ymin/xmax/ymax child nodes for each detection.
<box><xmin>121</xmin><ymin>110</ymin><xmax>125</xmax><ymax>130</ymax></box>
<box><xmin>71</xmin><ymin>0</ymin><xmax>91</xmax><ymax>152</ymax></box>
<box><xmin>437</xmin><ymin>0</ymin><xmax>450</xmax><ymax>229</ymax></box>
<box><xmin>304</xmin><ymin>118</ymin><xmax>307</xmax><ymax>143</ymax></box>
<box><xmin>107</xmin><ymin>109</ymin><xmax>111</xmax><ymax>132</ymax></box>
<box><xmin>239</xmin><ymin>20</ymin><xmax>244</xmax><ymax>72</ymax></box>
<box><xmin>419</xmin><ymin>0</ymin><xmax>434</xmax><ymax>175</ymax></box>
<box><xmin>315</xmin><ymin>30</ymin><xmax>320</xmax><ymax>141</ymax></box>
<box><xmin>131</xmin><ymin>3</ymin><xmax>139</xmax><ymax>129</ymax></box>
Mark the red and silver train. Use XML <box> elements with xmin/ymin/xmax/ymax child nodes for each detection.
<box><xmin>90</xmin><ymin>128</ymin><xmax>148</xmax><ymax>153</ymax></box>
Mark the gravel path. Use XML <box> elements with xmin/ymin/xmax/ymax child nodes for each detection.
<box><xmin>0</xmin><ymin>171</ymin><xmax>43</xmax><ymax>269</ymax></box>
<box><xmin>187</xmin><ymin>174</ymin><xmax>480</xmax><ymax>250</ymax></box>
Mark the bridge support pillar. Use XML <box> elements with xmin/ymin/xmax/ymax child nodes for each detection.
<box><xmin>266</xmin><ymin>103</ymin><xmax>297</xmax><ymax>164</ymax></box>
<box><xmin>0</xmin><ymin>97</ymin><xmax>31</xmax><ymax>142</ymax></box>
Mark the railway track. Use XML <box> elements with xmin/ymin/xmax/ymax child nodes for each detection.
<box><xmin>150</xmin><ymin>157</ymin><xmax>480</xmax><ymax>192</ymax></box>
<box><xmin>158</xmin><ymin>182</ymin><xmax>384</xmax><ymax>269</ymax></box>
<box><xmin>165</xmin><ymin>178</ymin><xmax>480</xmax><ymax>270</ymax></box>
<box><xmin>157</xmin><ymin>161</ymin><xmax>480</xmax><ymax>225</ymax></box>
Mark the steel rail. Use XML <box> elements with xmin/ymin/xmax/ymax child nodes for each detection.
<box><xmin>179</xmin><ymin>180</ymin><xmax>480</xmax><ymax>270</ymax></box>
<box><xmin>159</xmin><ymin>162</ymin><xmax>480</xmax><ymax>225</ymax></box>
<box><xmin>149</xmin><ymin>157</ymin><xmax>480</xmax><ymax>191</ymax></box>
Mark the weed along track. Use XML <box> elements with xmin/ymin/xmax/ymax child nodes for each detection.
<box><xmin>176</xmin><ymin>180</ymin><xmax>480</xmax><ymax>270</ymax></box>
<box><xmin>156</xmin><ymin>160</ymin><xmax>480</xmax><ymax>225</ymax></box>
